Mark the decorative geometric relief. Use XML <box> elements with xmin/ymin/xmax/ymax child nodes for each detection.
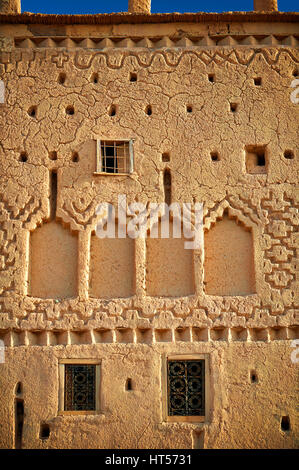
<box><xmin>0</xmin><ymin>221</ymin><xmax>17</xmax><ymax>273</ymax></box>
<box><xmin>168</xmin><ymin>360</ymin><xmax>205</xmax><ymax>416</ymax></box>
<box><xmin>70</xmin><ymin>48</ymin><xmax>299</xmax><ymax>71</ymax></box>
<box><xmin>64</xmin><ymin>364</ymin><xmax>96</xmax><ymax>411</ymax></box>
<box><xmin>262</xmin><ymin>192</ymin><xmax>298</xmax><ymax>289</ymax></box>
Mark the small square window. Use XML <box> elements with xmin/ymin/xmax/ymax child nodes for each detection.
<box><xmin>167</xmin><ymin>359</ymin><xmax>205</xmax><ymax>417</ymax></box>
<box><xmin>245</xmin><ymin>145</ymin><xmax>267</xmax><ymax>174</ymax></box>
<box><xmin>59</xmin><ymin>361</ymin><xmax>100</xmax><ymax>414</ymax></box>
<box><xmin>96</xmin><ymin>140</ymin><xmax>134</xmax><ymax>174</ymax></box>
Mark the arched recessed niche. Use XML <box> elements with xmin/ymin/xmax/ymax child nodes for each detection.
<box><xmin>29</xmin><ymin>221</ymin><xmax>78</xmax><ymax>299</ymax></box>
<box><xmin>204</xmin><ymin>212</ymin><xmax>256</xmax><ymax>296</ymax></box>
<box><xmin>146</xmin><ymin>218</ymin><xmax>195</xmax><ymax>297</ymax></box>
<box><xmin>89</xmin><ymin>224</ymin><xmax>135</xmax><ymax>299</ymax></box>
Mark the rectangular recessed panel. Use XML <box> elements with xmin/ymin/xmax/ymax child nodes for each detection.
<box><xmin>167</xmin><ymin>360</ymin><xmax>205</xmax><ymax>416</ymax></box>
<box><xmin>64</xmin><ymin>364</ymin><xmax>96</xmax><ymax>411</ymax></box>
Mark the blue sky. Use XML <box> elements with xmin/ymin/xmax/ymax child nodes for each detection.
<box><xmin>21</xmin><ymin>1</ymin><xmax>298</xmax><ymax>14</ymax></box>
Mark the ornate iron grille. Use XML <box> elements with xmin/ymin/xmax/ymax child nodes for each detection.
<box><xmin>167</xmin><ymin>360</ymin><xmax>205</xmax><ymax>416</ymax></box>
<box><xmin>64</xmin><ymin>364</ymin><xmax>96</xmax><ymax>411</ymax></box>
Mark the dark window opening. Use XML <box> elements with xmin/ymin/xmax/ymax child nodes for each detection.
<box><xmin>211</xmin><ymin>152</ymin><xmax>219</xmax><ymax>162</ymax></box>
<box><xmin>50</xmin><ymin>170</ymin><xmax>57</xmax><ymax>221</ymax></box>
<box><xmin>257</xmin><ymin>154</ymin><xmax>265</xmax><ymax>166</ymax></box>
<box><xmin>163</xmin><ymin>169</ymin><xmax>171</xmax><ymax>205</ymax></box>
<box><xmin>49</xmin><ymin>151</ymin><xmax>57</xmax><ymax>161</ymax></box>
<box><xmin>100</xmin><ymin>141</ymin><xmax>132</xmax><ymax>174</ymax></box>
<box><xmin>130</xmin><ymin>73</ymin><xmax>137</xmax><ymax>82</ymax></box>
<box><xmin>162</xmin><ymin>153</ymin><xmax>170</xmax><ymax>162</ymax></box>
<box><xmin>230</xmin><ymin>103</ymin><xmax>238</xmax><ymax>112</ymax></box>
<box><xmin>281</xmin><ymin>416</ymin><xmax>290</xmax><ymax>432</ymax></box>
<box><xmin>58</xmin><ymin>73</ymin><xmax>66</xmax><ymax>85</ymax></box>
<box><xmin>167</xmin><ymin>360</ymin><xmax>205</xmax><ymax>417</ymax></box>
<box><xmin>91</xmin><ymin>73</ymin><xmax>98</xmax><ymax>84</ymax></box>
<box><xmin>284</xmin><ymin>150</ymin><xmax>294</xmax><ymax>160</ymax></box>
<box><xmin>146</xmin><ymin>105</ymin><xmax>152</xmax><ymax>116</ymax></box>
<box><xmin>109</xmin><ymin>105</ymin><xmax>116</xmax><ymax>117</ymax></box>
<box><xmin>28</xmin><ymin>106</ymin><xmax>37</xmax><ymax>118</ymax></box>
<box><xmin>40</xmin><ymin>423</ymin><xmax>50</xmax><ymax>440</ymax></box>
<box><xmin>250</xmin><ymin>370</ymin><xmax>258</xmax><ymax>383</ymax></box>
<box><xmin>64</xmin><ymin>364</ymin><xmax>96</xmax><ymax>411</ymax></box>
<box><xmin>15</xmin><ymin>382</ymin><xmax>23</xmax><ymax>396</ymax></box>
<box><xmin>208</xmin><ymin>74</ymin><xmax>215</xmax><ymax>83</ymax></box>
<box><xmin>245</xmin><ymin>145</ymin><xmax>267</xmax><ymax>174</ymax></box>
<box><xmin>72</xmin><ymin>152</ymin><xmax>79</xmax><ymax>163</ymax></box>
<box><xmin>187</xmin><ymin>105</ymin><xmax>193</xmax><ymax>113</ymax></box>
<box><xmin>20</xmin><ymin>152</ymin><xmax>28</xmax><ymax>163</ymax></box>
<box><xmin>254</xmin><ymin>77</ymin><xmax>262</xmax><ymax>86</ymax></box>
<box><xmin>125</xmin><ymin>378</ymin><xmax>133</xmax><ymax>391</ymax></box>
<box><xmin>15</xmin><ymin>399</ymin><xmax>24</xmax><ymax>449</ymax></box>
<box><xmin>66</xmin><ymin>105</ymin><xmax>74</xmax><ymax>115</ymax></box>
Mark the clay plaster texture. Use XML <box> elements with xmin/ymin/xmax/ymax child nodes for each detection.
<box><xmin>0</xmin><ymin>1</ymin><xmax>298</xmax><ymax>449</ymax></box>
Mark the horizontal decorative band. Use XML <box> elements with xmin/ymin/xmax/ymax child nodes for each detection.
<box><xmin>13</xmin><ymin>34</ymin><xmax>299</xmax><ymax>49</ymax></box>
<box><xmin>0</xmin><ymin>326</ymin><xmax>298</xmax><ymax>347</ymax></box>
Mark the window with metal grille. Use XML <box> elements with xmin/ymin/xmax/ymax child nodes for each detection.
<box><xmin>64</xmin><ymin>364</ymin><xmax>96</xmax><ymax>411</ymax></box>
<box><xmin>96</xmin><ymin>139</ymin><xmax>134</xmax><ymax>174</ymax></box>
<box><xmin>167</xmin><ymin>359</ymin><xmax>205</xmax><ymax>417</ymax></box>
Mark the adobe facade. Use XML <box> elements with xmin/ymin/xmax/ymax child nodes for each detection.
<box><xmin>0</xmin><ymin>0</ymin><xmax>298</xmax><ymax>449</ymax></box>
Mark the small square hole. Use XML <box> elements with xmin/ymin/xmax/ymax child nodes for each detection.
<box><xmin>211</xmin><ymin>151</ymin><xmax>219</xmax><ymax>162</ymax></box>
<box><xmin>254</xmin><ymin>77</ymin><xmax>262</xmax><ymax>86</ymax></box>
<box><xmin>162</xmin><ymin>152</ymin><xmax>170</xmax><ymax>162</ymax></box>
<box><xmin>146</xmin><ymin>105</ymin><xmax>152</xmax><ymax>116</ymax></box>
<box><xmin>72</xmin><ymin>152</ymin><xmax>79</xmax><ymax>163</ymax></box>
<box><xmin>245</xmin><ymin>145</ymin><xmax>267</xmax><ymax>174</ymax></box>
<box><xmin>91</xmin><ymin>72</ymin><xmax>98</xmax><ymax>84</ymax></box>
<box><xmin>208</xmin><ymin>74</ymin><xmax>215</xmax><ymax>83</ymax></box>
<box><xmin>20</xmin><ymin>152</ymin><xmax>28</xmax><ymax>162</ymax></box>
<box><xmin>66</xmin><ymin>105</ymin><xmax>74</xmax><ymax>115</ymax></box>
<box><xmin>28</xmin><ymin>106</ymin><xmax>37</xmax><ymax>118</ymax></box>
<box><xmin>257</xmin><ymin>154</ymin><xmax>265</xmax><ymax>166</ymax></box>
<box><xmin>109</xmin><ymin>105</ymin><xmax>116</xmax><ymax>116</ymax></box>
<box><xmin>49</xmin><ymin>151</ymin><xmax>57</xmax><ymax>161</ymax></box>
<box><xmin>186</xmin><ymin>105</ymin><xmax>193</xmax><ymax>113</ymax></box>
<box><xmin>40</xmin><ymin>423</ymin><xmax>50</xmax><ymax>440</ymax></box>
<box><xmin>284</xmin><ymin>150</ymin><xmax>294</xmax><ymax>160</ymax></box>
<box><xmin>230</xmin><ymin>103</ymin><xmax>238</xmax><ymax>112</ymax></box>
<box><xmin>130</xmin><ymin>72</ymin><xmax>137</xmax><ymax>82</ymax></box>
